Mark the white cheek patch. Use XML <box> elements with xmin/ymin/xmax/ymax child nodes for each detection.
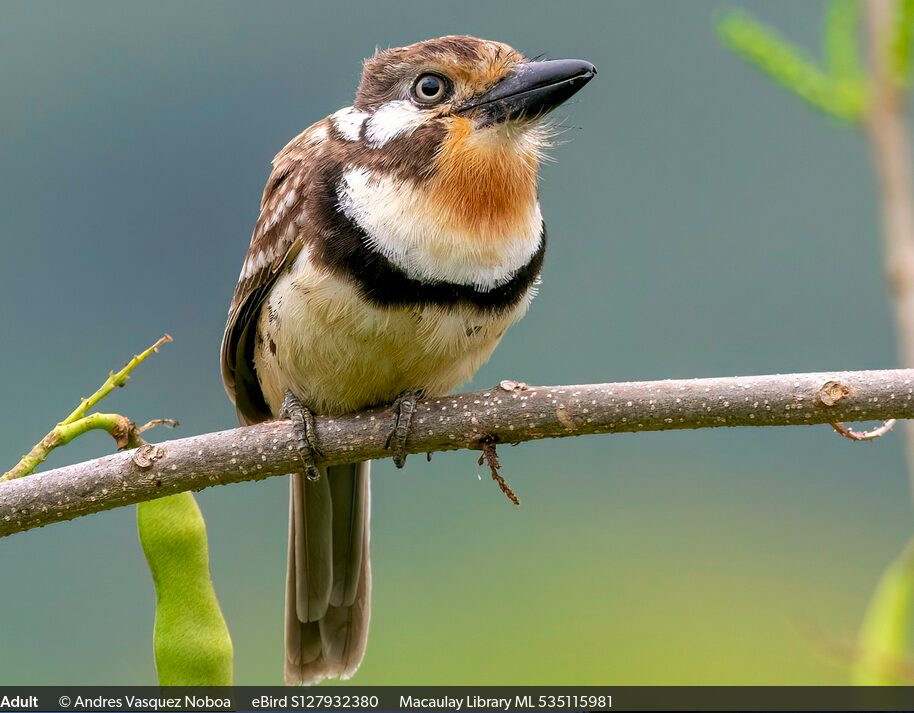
<box><xmin>365</xmin><ymin>101</ymin><xmax>426</xmax><ymax>148</ymax></box>
<box><xmin>331</xmin><ymin>106</ymin><xmax>369</xmax><ymax>141</ymax></box>
<box><xmin>337</xmin><ymin>168</ymin><xmax>543</xmax><ymax>290</ymax></box>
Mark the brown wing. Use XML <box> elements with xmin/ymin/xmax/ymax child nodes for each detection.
<box><xmin>221</xmin><ymin>121</ymin><xmax>329</xmax><ymax>425</ymax></box>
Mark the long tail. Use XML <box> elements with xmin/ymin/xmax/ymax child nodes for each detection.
<box><xmin>284</xmin><ymin>462</ymin><xmax>371</xmax><ymax>685</ymax></box>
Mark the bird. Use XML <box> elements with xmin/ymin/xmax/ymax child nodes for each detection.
<box><xmin>221</xmin><ymin>35</ymin><xmax>595</xmax><ymax>685</ymax></box>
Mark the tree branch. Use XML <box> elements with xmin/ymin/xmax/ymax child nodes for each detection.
<box><xmin>1</xmin><ymin>368</ymin><xmax>913</xmax><ymax>538</ymax></box>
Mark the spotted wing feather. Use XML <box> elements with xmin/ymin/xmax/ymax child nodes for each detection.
<box><xmin>220</xmin><ymin>122</ymin><xmax>328</xmax><ymax>425</ymax></box>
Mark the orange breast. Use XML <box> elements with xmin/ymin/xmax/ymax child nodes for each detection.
<box><xmin>428</xmin><ymin>117</ymin><xmax>539</xmax><ymax>244</ymax></box>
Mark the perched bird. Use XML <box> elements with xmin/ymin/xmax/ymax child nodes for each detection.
<box><xmin>221</xmin><ymin>35</ymin><xmax>595</xmax><ymax>685</ymax></box>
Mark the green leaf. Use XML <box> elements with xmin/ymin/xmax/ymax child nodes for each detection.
<box><xmin>824</xmin><ymin>0</ymin><xmax>865</xmax><ymax>83</ymax></box>
<box><xmin>852</xmin><ymin>538</ymin><xmax>914</xmax><ymax>685</ymax></box>
<box><xmin>715</xmin><ymin>7</ymin><xmax>868</xmax><ymax>122</ymax></box>
<box><xmin>137</xmin><ymin>493</ymin><xmax>233</xmax><ymax>685</ymax></box>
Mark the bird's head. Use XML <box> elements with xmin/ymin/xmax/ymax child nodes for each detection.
<box><xmin>328</xmin><ymin>36</ymin><xmax>595</xmax><ymax>239</ymax></box>
<box><xmin>353</xmin><ymin>36</ymin><xmax>595</xmax><ymax>140</ymax></box>
<box><xmin>344</xmin><ymin>36</ymin><xmax>595</xmax><ymax>170</ymax></box>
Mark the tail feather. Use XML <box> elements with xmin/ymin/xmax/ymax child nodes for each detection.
<box><xmin>285</xmin><ymin>462</ymin><xmax>371</xmax><ymax>685</ymax></box>
<box><xmin>320</xmin><ymin>488</ymin><xmax>371</xmax><ymax>676</ymax></box>
<box><xmin>291</xmin><ymin>470</ymin><xmax>332</xmax><ymax>622</ymax></box>
<box><xmin>328</xmin><ymin>462</ymin><xmax>368</xmax><ymax>607</ymax></box>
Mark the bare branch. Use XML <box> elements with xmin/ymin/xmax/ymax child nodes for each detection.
<box><xmin>138</xmin><ymin>418</ymin><xmax>180</xmax><ymax>433</ymax></box>
<box><xmin>832</xmin><ymin>418</ymin><xmax>897</xmax><ymax>441</ymax></box>
<box><xmin>478</xmin><ymin>439</ymin><xmax>520</xmax><ymax>506</ymax></box>
<box><xmin>1</xmin><ymin>368</ymin><xmax>913</xmax><ymax>538</ymax></box>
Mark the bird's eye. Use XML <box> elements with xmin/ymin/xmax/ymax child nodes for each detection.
<box><xmin>412</xmin><ymin>73</ymin><xmax>449</xmax><ymax>104</ymax></box>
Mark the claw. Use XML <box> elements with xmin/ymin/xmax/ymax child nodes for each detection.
<box><xmin>280</xmin><ymin>390</ymin><xmax>322</xmax><ymax>481</ymax></box>
<box><xmin>385</xmin><ymin>389</ymin><xmax>422</xmax><ymax>468</ymax></box>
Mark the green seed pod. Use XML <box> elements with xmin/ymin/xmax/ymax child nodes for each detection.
<box><xmin>137</xmin><ymin>493</ymin><xmax>233</xmax><ymax>685</ymax></box>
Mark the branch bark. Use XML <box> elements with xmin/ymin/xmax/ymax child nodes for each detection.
<box><xmin>1</xmin><ymin>368</ymin><xmax>912</xmax><ymax>538</ymax></box>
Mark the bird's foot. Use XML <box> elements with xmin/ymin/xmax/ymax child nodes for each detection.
<box><xmin>385</xmin><ymin>389</ymin><xmax>423</xmax><ymax>468</ymax></box>
<box><xmin>280</xmin><ymin>390</ymin><xmax>324</xmax><ymax>481</ymax></box>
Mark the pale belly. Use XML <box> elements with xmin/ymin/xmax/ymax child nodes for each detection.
<box><xmin>253</xmin><ymin>257</ymin><xmax>534</xmax><ymax>416</ymax></box>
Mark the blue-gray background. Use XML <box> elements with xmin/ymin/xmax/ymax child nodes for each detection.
<box><xmin>0</xmin><ymin>0</ymin><xmax>907</xmax><ymax>684</ymax></box>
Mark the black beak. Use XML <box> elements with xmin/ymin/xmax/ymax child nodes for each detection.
<box><xmin>458</xmin><ymin>58</ymin><xmax>596</xmax><ymax>125</ymax></box>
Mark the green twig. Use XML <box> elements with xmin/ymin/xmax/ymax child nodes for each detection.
<box><xmin>61</xmin><ymin>334</ymin><xmax>173</xmax><ymax>426</ymax></box>
<box><xmin>0</xmin><ymin>334</ymin><xmax>173</xmax><ymax>482</ymax></box>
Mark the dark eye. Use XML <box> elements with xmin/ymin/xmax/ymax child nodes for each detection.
<box><xmin>413</xmin><ymin>73</ymin><xmax>449</xmax><ymax>104</ymax></box>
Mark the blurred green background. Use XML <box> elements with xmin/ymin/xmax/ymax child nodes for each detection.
<box><xmin>0</xmin><ymin>0</ymin><xmax>909</xmax><ymax>685</ymax></box>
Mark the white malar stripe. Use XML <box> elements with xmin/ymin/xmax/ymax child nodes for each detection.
<box><xmin>337</xmin><ymin>168</ymin><xmax>543</xmax><ymax>290</ymax></box>
<box><xmin>331</xmin><ymin>107</ymin><xmax>369</xmax><ymax>141</ymax></box>
<box><xmin>365</xmin><ymin>101</ymin><xmax>427</xmax><ymax>148</ymax></box>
